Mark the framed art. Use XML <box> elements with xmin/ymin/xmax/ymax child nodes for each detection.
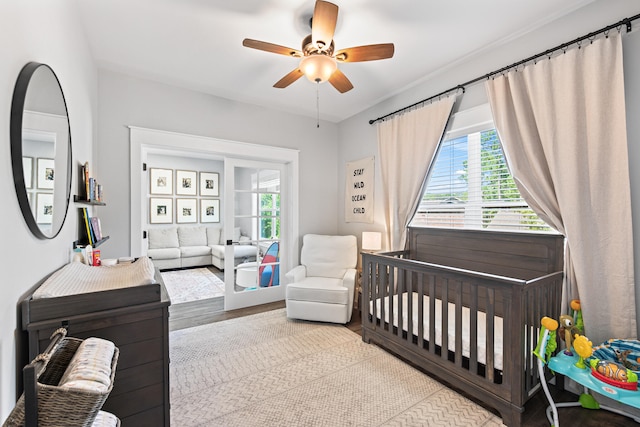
<box><xmin>176</xmin><ymin>198</ymin><xmax>197</xmax><ymax>223</ymax></box>
<box><xmin>36</xmin><ymin>193</ymin><xmax>53</xmax><ymax>224</ymax></box>
<box><xmin>23</xmin><ymin>157</ymin><xmax>33</xmax><ymax>188</ymax></box>
<box><xmin>199</xmin><ymin>172</ymin><xmax>219</xmax><ymax>197</ymax></box>
<box><xmin>150</xmin><ymin>197</ymin><xmax>173</xmax><ymax>224</ymax></box>
<box><xmin>200</xmin><ymin>199</ymin><xmax>220</xmax><ymax>223</ymax></box>
<box><xmin>150</xmin><ymin>168</ymin><xmax>173</xmax><ymax>195</ymax></box>
<box><xmin>176</xmin><ymin>170</ymin><xmax>197</xmax><ymax>195</ymax></box>
<box><xmin>37</xmin><ymin>158</ymin><xmax>55</xmax><ymax>189</ymax></box>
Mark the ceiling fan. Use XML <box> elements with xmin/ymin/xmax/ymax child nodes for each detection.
<box><xmin>242</xmin><ymin>0</ymin><xmax>394</xmax><ymax>93</ymax></box>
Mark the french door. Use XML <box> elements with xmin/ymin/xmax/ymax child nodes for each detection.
<box><xmin>223</xmin><ymin>158</ymin><xmax>286</xmax><ymax>310</ymax></box>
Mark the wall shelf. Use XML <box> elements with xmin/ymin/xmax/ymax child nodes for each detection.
<box><xmin>73</xmin><ymin>236</ymin><xmax>110</xmax><ymax>249</ymax></box>
<box><xmin>74</xmin><ymin>195</ymin><xmax>106</xmax><ymax>206</ymax></box>
<box><xmin>74</xmin><ymin>195</ymin><xmax>107</xmax><ymax>249</ymax></box>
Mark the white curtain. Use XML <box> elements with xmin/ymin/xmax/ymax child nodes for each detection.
<box><xmin>486</xmin><ymin>33</ymin><xmax>636</xmax><ymax>343</ymax></box>
<box><xmin>377</xmin><ymin>95</ymin><xmax>456</xmax><ymax>251</ymax></box>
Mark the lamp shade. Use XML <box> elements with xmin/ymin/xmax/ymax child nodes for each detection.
<box><xmin>362</xmin><ymin>232</ymin><xmax>382</xmax><ymax>251</ymax></box>
<box><xmin>300</xmin><ymin>54</ymin><xmax>337</xmax><ymax>83</ymax></box>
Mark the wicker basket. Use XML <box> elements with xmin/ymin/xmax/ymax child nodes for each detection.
<box><xmin>3</xmin><ymin>329</ymin><xmax>119</xmax><ymax>427</ymax></box>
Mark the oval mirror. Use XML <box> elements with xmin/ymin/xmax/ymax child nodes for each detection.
<box><xmin>11</xmin><ymin>62</ymin><xmax>72</xmax><ymax>239</ymax></box>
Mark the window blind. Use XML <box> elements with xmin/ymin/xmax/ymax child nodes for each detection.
<box><xmin>412</xmin><ymin>128</ymin><xmax>552</xmax><ymax>232</ymax></box>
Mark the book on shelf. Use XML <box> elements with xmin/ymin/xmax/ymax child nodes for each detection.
<box><xmin>79</xmin><ymin>161</ymin><xmax>104</xmax><ymax>202</ymax></box>
<box><xmin>90</xmin><ymin>216</ymin><xmax>102</xmax><ymax>241</ymax></box>
<box><xmin>81</xmin><ymin>207</ymin><xmax>93</xmax><ymax>246</ymax></box>
<box><xmin>79</xmin><ymin>207</ymin><xmax>107</xmax><ymax>246</ymax></box>
<box><xmin>81</xmin><ymin>161</ymin><xmax>90</xmax><ymax>201</ymax></box>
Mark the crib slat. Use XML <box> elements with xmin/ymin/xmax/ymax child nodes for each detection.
<box><xmin>486</xmin><ymin>287</ymin><xmax>495</xmax><ymax>383</ymax></box>
<box><xmin>407</xmin><ymin>271</ymin><xmax>413</xmax><ymax>345</ymax></box>
<box><xmin>441</xmin><ymin>279</ymin><xmax>449</xmax><ymax>362</ymax></box>
<box><xmin>418</xmin><ymin>273</ymin><xmax>425</xmax><ymax>349</ymax></box>
<box><xmin>429</xmin><ymin>276</ymin><xmax>436</xmax><ymax>355</ymax></box>
<box><xmin>455</xmin><ymin>280</ymin><xmax>463</xmax><ymax>368</ymax></box>
<box><xmin>470</xmin><ymin>284</ymin><xmax>478</xmax><ymax>374</ymax></box>
<box><xmin>370</xmin><ymin>262</ymin><xmax>380</xmax><ymax>329</ymax></box>
<box><xmin>380</xmin><ymin>264</ymin><xmax>386</xmax><ymax>331</ymax></box>
<box><xmin>389</xmin><ymin>266</ymin><xmax>395</xmax><ymax>335</ymax></box>
<box><xmin>397</xmin><ymin>267</ymin><xmax>403</xmax><ymax>338</ymax></box>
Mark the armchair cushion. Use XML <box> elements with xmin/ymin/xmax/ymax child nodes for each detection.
<box><xmin>301</xmin><ymin>234</ymin><xmax>357</xmax><ymax>278</ymax></box>
<box><xmin>286</xmin><ymin>278</ymin><xmax>349</xmax><ymax>304</ymax></box>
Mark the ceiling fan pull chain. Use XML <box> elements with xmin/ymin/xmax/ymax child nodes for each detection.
<box><xmin>316</xmin><ymin>82</ymin><xmax>320</xmax><ymax>128</ymax></box>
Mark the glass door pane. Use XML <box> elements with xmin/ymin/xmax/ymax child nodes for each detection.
<box><xmin>224</xmin><ymin>159</ymin><xmax>284</xmax><ymax>310</ymax></box>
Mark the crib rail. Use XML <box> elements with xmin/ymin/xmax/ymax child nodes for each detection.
<box><xmin>361</xmin><ymin>250</ymin><xmax>563</xmax><ymax>423</ymax></box>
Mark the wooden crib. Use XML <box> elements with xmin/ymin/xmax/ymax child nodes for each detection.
<box><xmin>361</xmin><ymin>227</ymin><xmax>564</xmax><ymax>427</ymax></box>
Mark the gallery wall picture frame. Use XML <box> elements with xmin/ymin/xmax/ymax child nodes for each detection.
<box><xmin>37</xmin><ymin>158</ymin><xmax>55</xmax><ymax>189</ymax></box>
<box><xmin>176</xmin><ymin>170</ymin><xmax>197</xmax><ymax>195</ymax></box>
<box><xmin>200</xmin><ymin>199</ymin><xmax>220</xmax><ymax>223</ymax></box>
<box><xmin>150</xmin><ymin>197</ymin><xmax>173</xmax><ymax>224</ymax></box>
<box><xmin>199</xmin><ymin>172</ymin><xmax>219</xmax><ymax>197</ymax></box>
<box><xmin>36</xmin><ymin>193</ymin><xmax>53</xmax><ymax>224</ymax></box>
<box><xmin>176</xmin><ymin>198</ymin><xmax>197</xmax><ymax>223</ymax></box>
<box><xmin>23</xmin><ymin>157</ymin><xmax>33</xmax><ymax>188</ymax></box>
<box><xmin>150</xmin><ymin>168</ymin><xmax>173</xmax><ymax>195</ymax></box>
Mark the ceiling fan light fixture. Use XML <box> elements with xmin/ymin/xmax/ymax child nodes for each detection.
<box><xmin>300</xmin><ymin>54</ymin><xmax>337</xmax><ymax>83</ymax></box>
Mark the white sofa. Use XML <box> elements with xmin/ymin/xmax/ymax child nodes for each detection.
<box><xmin>147</xmin><ymin>226</ymin><xmax>257</xmax><ymax>270</ymax></box>
<box><xmin>285</xmin><ymin>234</ymin><xmax>358</xmax><ymax>324</ymax></box>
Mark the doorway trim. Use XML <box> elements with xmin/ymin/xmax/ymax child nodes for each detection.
<box><xmin>129</xmin><ymin>126</ymin><xmax>299</xmax><ymax>278</ymax></box>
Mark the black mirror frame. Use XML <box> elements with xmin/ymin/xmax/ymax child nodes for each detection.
<box><xmin>10</xmin><ymin>62</ymin><xmax>72</xmax><ymax>239</ymax></box>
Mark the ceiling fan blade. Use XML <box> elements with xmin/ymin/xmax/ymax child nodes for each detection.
<box><xmin>311</xmin><ymin>1</ymin><xmax>338</xmax><ymax>51</ymax></box>
<box><xmin>328</xmin><ymin>69</ymin><xmax>353</xmax><ymax>93</ymax></box>
<box><xmin>335</xmin><ymin>44</ymin><xmax>395</xmax><ymax>62</ymax></box>
<box><xmin>274</xmin><ymin>68</ymin><xmax>304</xmax><ymax>88</ymax></box>
<box><xmin>242</xmin><ymin>39</ymin><xmax>302</xmax><ymax>57</ymax></box>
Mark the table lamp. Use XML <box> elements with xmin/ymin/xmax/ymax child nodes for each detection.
<box><xmin>362</xmin><ymin>231</ymin><xmax>382</xmax><ymax>252</ymax></box>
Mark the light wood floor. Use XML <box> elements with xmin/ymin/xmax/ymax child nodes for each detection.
<box><xmin>169</xmin><ymin>297</ymin><xmax>285</xmax><ymax>332</ymax></box>
<box><xmin>167</xmin><ymin>290</ymin><xmax>635</xmax><ymax>427</ymax></box>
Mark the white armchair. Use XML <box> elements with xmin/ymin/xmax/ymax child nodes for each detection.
<box><xmin>285</xmin><ymin>234</ymin><xmax>358</xmax><ymax>324</ymax></box>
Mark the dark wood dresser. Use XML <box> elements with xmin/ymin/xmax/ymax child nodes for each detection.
<box><xmin>19</xmin><ymin>269</ymin><xmax>171</xmax><ymax>427</ymax></box>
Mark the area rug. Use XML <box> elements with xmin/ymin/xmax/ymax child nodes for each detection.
<box><xmin>169</xmin><ymin>308</ymin><xmax>505</xmax><ymax>426</ymax></box>
<box><xmin>161</xmin><ymin>267</ymin><xmax>225</xmax><ymax>304</ymax></box>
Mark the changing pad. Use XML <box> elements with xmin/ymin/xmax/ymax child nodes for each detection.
<box><xmin>33</xmin><ymin>256</ymin><xmax>156</xmax><ymax>299</ymax></box>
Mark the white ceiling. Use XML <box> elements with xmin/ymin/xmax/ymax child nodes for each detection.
<box><xmin>74</xmin><ymin>0</ymin><xmax>596</xmax><ymax>123</ymax></box>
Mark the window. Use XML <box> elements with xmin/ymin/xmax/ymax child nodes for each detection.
<box><xmin>411</xmin><ymin>106</ymin><xmax>552</xmax><ymax>233</ymax></box>
<box><xmin>260</xmin><ymin>192</ymin><xmax>280</xmax><ymax>239</ymax></box>
<box><xmin>250</xmin><ymin>169</ymin><xmax>280</xmax><ymax>240</ymax></box>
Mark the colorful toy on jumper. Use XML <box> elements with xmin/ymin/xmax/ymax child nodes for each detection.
<box><xmin>558</xmin><ymin>299</ymin><xmax>583</xmax><ymax>356</ymax></box>
<box><xmin>572</xmin><ymin>335</ymin><xmax>593</xmax><ymax>369</ymax></box>
<box><xmin>589</xmin><ymin>338</ymin><xmax>640</xmax><ymax>391</ymax></box>
<box><xmin>533</xmin><ymin>316</ymin><xmax>558</xmax><ymax>364</ymax></box>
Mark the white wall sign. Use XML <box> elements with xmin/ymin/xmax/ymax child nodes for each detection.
<box><xmin>345</xmin><ymin>156</ymin><xmax>374</xmax><ymax>223</ymax></box>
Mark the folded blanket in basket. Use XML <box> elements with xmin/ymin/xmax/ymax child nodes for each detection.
<box><xmin>33</xmin><ymin>256</ymin><xmax>156</xmax><ymax>299</ymax></box>
<box><xmin>91</xmin><ymin>411</ymin><xmax>119</xmax><ymax>427</ymax></box>
<box><xmin>59</xmin><ymin>338</ymin><xmax>115</xmax><ymax>392</ymax></box>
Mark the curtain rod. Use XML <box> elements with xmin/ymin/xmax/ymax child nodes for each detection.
<box><xmin>369</xmin><ymin>13</ymin><xmax>640</xmax><ymax>125</ymax></box>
